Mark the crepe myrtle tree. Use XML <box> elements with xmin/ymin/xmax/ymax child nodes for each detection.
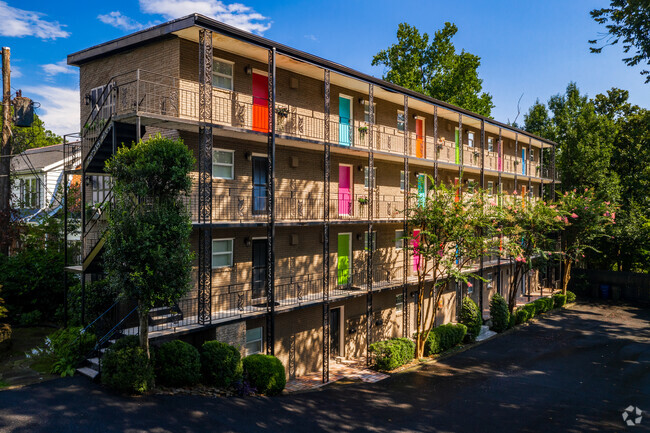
<box><xmin>104</xmin><ymin>134</ymin><xmax>194</xmax><ymax>357</ymax></box>
<box><xmin>498</xmin><ymin>192</ymin><xmax>566</xmax><ymax>313</ymax></box>
<box><xmin>557</xmin><ymin>188</ymin><xmax>617</xmax><ymax>294</ymax></box>
<box><xmin>406</xmin><ymin>176</ymin><xmax>498</xmax><ymax>358</ymax></box>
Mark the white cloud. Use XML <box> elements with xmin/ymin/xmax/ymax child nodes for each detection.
<box><xmin>139</xmin><ymin>0</ymin><xmax>271</xmax><ymax>34</ymax></box>
<box><xmin>98</xmin><ymin>11</ymin><xmax>146</xmax><ymax>31</ymax></box>
<box><xmin>0</xmin><ymin>1</ymin><xmax>69</xmax><ymax>39</ymax></box>
<box><xmin>8</xmin><ymin>65</ymin><xmax>22</xmax><ymax>78</ymax></box>
<box><xmin>23</xmin><ymin>86</ymin><xmax>80</xmax><ymax>136</ymax></box>
<box><xmin>42</xmin><ymin>60</ymin><xmax>75</xmax><ymax>78</ymax></box>
<box><xmin>304</xmin><ymin>34</ymin><xmax>318</xmax><ymax>42</ymax></box>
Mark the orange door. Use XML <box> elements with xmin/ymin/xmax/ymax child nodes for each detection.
<box><xmin>415</xmin><ymin>118</ymin><xmax>424</xmax><ymax>158</ymax></box>
<box><xmin>252</xmin><ymin>73</ymin><xmax>268</xmax><ymax>133</ymax></box>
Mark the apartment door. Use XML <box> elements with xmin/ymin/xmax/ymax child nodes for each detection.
<box><xmin>252</xmin><ymin>239</ymin><xmax>267</xmax><ymax>300</ymax></box>
<box><xmin>330</xmin><ymin>307</ymin><xmax>342</xmax><ymax>358</ymax></box>
<box><xmin>252</xmin><ymin>156</ymin><xmax>268</xmax><ymax>215</ymax></box>
<box><xmin>412</xmin><ymin>229</ymin><xmax>421</xmax><ymax>272</ymax></box>
<box><xmin>454</xmin><ymin>127</ymin><xmax>461</xmax><ymax>164</ymax></box>
<box><xmin>521</xmin><ymin>148</ymin><xmax>526</xmax><ymax>175</ymax></box>
<box><xmin>252</xmin><ymin>72</ymin><xmax>268</xmax><ymax>133</ymax></box>
<box><xmin>415</xmin><ymin>118</ymin><xmax>425</xmax><ymax>158</ymax></box>
<box><xmin>417</xmin><ymin>174</ymin><xmax>427</xmax><ymax>207</ymax></box>
<box><xmin>338</xmin><ymin>164</ymin><xmax>352</xmax><ymax>216</ymax></box>
<box><xmin>337</xmin><ymin>233</ymin><xmax>351</xmax><ymax>285</ymax></box>
<box><xmin>339</xmin><ymin>96</ymin><xmax>352</xmax><ymax>146</ymax></box>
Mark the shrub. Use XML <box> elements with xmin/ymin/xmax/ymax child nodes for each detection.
<box><xmin>489</xmin><ymin>294</ymin><xmax>510</xmax><ymax>333</ymax></box>
<box><xmin>533</xmin><ymin>297</ymin><xmax>554</xmax><ymax>314</ymax></box>
<box><xmin>102</xmin><ymin>345</ymin><xmax>154</xmax><ymax>394</ymax></box>
<box><xmin>369</xmin><ymin>338</ymin><xmax>415</xmax><ymax>371</ymax></box>
<box><xmin>201</xmin><ymin>341</ymin><xmax>243</xmax><ymax>387</ymax></box>
<box><xmin>423</xmin><ymin>323</ymin><xmax>467</xmax><ymax>356</ymax></box>
<box><xmin>154</xmin><ymin>340</ymin><xmax>200</xmax><ymax>387</ymax></box>
<box><xmin>242</xmin><ymin>354</ymin><xmax>286</xmax><ymax>396</ymax></box>
<box><xmin>566</xmin><ymin>291</ymin><xmax>576</xmax><ymax>303</ymax></box>
<box><xmin>110</xmin><ymin>335</ymin><xmax>140</xmax><ymax>352</ymax></box>
<box><xmin>48</xmin><ymin>327</ymin><xmax>96</xmax><ymax>377</ymax></box>
<box><xmin>553</xmin><ymin>293</ymin><xmax>567</xmax><ymax>308</ymax></box>
<box><xmin>522</xmin><ymin>303</ymin><xmax>536</xmax><ymax>319</ymax></box>
<box><xmin>508</xmin><ymin>313</ymin><xmax>516</xmax><ymax>329</ymax></box>
<box><xmin>514</xmin><ymin>308</ymin><xmax>529</xmax><ymax>325</ymax></box>
<box><xmin>460</xmin><ymin>297</ymin><xmax>482</xmax><ymax>342</ymax></box>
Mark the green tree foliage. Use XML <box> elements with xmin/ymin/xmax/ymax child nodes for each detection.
<box><xmin>104</xmin><ymin>135</ymin><xmax>194</xmax><ymax>357</ymax></box>
<box><xmin>372</xmin><ymin>23</ymin><xmax>494</xmax><ymax>117</ymax></box>
<box><xmin>489</xmin><ymin>293</ymin><xmax>509</xmax><ymax>333</ymax></box>
<box><xmin>589</xmin><ymin>0</ymin><xmax>650</xmax><ymax>83</ymax></box>
<box><xmin>459</xmin><ymin>297</ymin><xmax>482</xmax><ymax>342</ymax></box>
<box><xmin>12</xmin><ymin>113</ymin><xmax>62</xmax><ymax>152</ymax></box>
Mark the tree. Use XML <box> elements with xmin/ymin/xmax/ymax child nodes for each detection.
<box><xmin>589</xmin><ymin>0</ymin><xmax>650</xmax><ymax>83</ymax></box>
<box><xmin>556</xmin><ymin>188</ymin><xmax>616</xmax><ymax>293</ymax></box>
<box><xmin>406</xmin><ymin>178</ymin><xmax>496</xmax><ymax>358</ymax></box>
<box><xmin>372</xmin><ymin>23</ymin><xmax>494</xmax><ymax>117</ymax></box>
<box><xmin>104</xmin><ymin>135</ymin><xmax>194</xmax><ymax>357</ymax></box>
<box><xmin>498</xmin><ymin>193</ymin><xmax>564</xmax><ymax>313</ymax></box>
<box><xmin>11</xmin><ymin>112</ymin><xmax>62</xmax><ymax>152</ymax></box>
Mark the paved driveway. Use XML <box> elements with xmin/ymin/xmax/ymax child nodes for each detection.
<box><xmin>1</xmin><ymin>301</ymin><xmax>649</xmax><ymax>433</ymax></box>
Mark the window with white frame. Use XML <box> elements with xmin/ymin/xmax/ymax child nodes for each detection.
<box><xmin>467</xmin><ymin>179</ymin><xmax>476</xmax><ymax>194</ymax></box>
<box><xmin>487</xmin><ymin>181</ymin><xmax>494</xmax><ymax>196</ymax></box>
<box><xmin>487</xmin><ymin>273</ymin><xmax>493</xmax><ymax>289</ymax></box>
<box><xmin>467</xmin><ymin>278</ymin><xmax>474</xmax><ymax>294</ymax></box>
<box><xmin>400</xmin><ymin>170</ymin><xmax>405</xmax><ymax>191</ymax></box>
<box><xmin>19</xmin><ymin>177</ymin><xmax>41</xmax><ymax>208</ymax></box>
<box><xmin>396</xmin><ymin>294</ymin><xmax>404</xmax><ymax>313</ymax></box>
<box><xmin>245</xmin><ymin>327</ymin><xmax>263</xmax><ymax>355</ymax></box>
<box><xmin>488</xmin><ymin>137</ymin><xmax>494</xmax><ymax>152</ymax></box>
<box><xmin>91</xmin><ymin>175</ymin><xmax>112</xmax><ymax>204</ymax></box>
<box><xmin>395</xmin><ymin>229</ymin><xmax>405</xmax><ymax>250</ymax></box>
<box><xmin>363</xmin><ymin>100</ymin><xmax>376</xmax><ymax>123</ymax></box>
<box><xmin>468</xmin><ymin>131</ymin><xmax>475</xmax><ymax>148</ymax></box>
<box><xmin>212</xmin><ymin>149</ymin><xmax>234</xmax><ymax>179</ymax></box>
<box><xmin>213</xmin><ymin>58</ymin><xmax>234</xmax><ymax>91</ymax></box>
<box><xmin>364</xmin><ymin>166</ymin><xmax>377</xmax><ymax>189</ymax></box>
<box><xmin>212</xmin><ymin>238</ymin><xmax>233</xmax><ymax>268</ymax></box>
<box><xmin>397</xmin><ymin>111</ymin><xmax>405</xmax><ymax>132</ymax></box>
<box><xmin>364</xmin><ymin>231</ymin><xmax>377</xmax><ymax>252</ymax></box>
<box><xmin>530</xmin><ymin>148</ymin><xmax>534</xmax><ymax>161</ymax></box>
<box><xmin>89</xmin><ymin>84</ymin><xmax>115</xmax><ymax>120</ymax></box>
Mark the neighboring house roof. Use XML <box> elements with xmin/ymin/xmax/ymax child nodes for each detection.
<box><xmin>12</xmin><ymin>143</ymin><xmax>65</xmax><ymax>173</ymax></box>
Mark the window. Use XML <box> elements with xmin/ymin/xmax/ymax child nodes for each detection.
<box><xmin>487</xmin><ymin>137</ymin><xmax>494</xmax><ymax>152</ymax></box>
<box><xmin>20</xmin><ymin>177</ymin><xmax>41</xmax><ymax>208</ymax></box>
<box><xmin>213</xmin><ymin>58</ymin><xmax>234</xmax><ymax>91</ymax></box>
<box><xmin>91</xmin><ymin>175</ymin><xmax>112</xmax><ymax>204</ymax></box>
<box><xmin>363</xmin><ymin>100</ymin><xmax>376</xmax><ymax>123</ymax></box>
<box><xmin>396</xmin><ymin>294</ymin><xmax>404</xmax><ymax>313</ymax></box>
<box><xmin>90</xmin><ymin>84</ymin><xmax>114</xmax><ymax>120</ymax></box>
<box><xmin>212</xmin><ymin>238</ymin><xmax>233</xmax><ymax>268</ymax></box>
<box><xmin>468</xmin><ymin>131</ymin><xmax>475</xmax><ymax>148</ymax></box>
<box><xmin>397</xmin><ymin>111</ymin><xmax>405</xmax><ymax>132</ymax></box>
<box><xmin>364</xmin><ymin>166</ymin><xmax>377</xmax><ymax>189</ymax></box>
<box><xmin>213</xmin><ymin>149</ymin><xmax>234</xmax><ymax>179</ymax></box>
<box><xmin>487</xmin><ymin>181</ymin><xmax>494</xmax><ymax>196</ymax></box>
<box><xmin>467</xmin><ymin>179</ymin><xmax>476</xmax><ymax>194</ymax></box>
<box><xmin>400</xmin><ymin>170</ymin><xmax>405</xmax><ymax>191</ymax></box>
<box><xmin>245</xmin><ymin>327</ymin><xmax>263</xmax><ymax>355</ymax></box>
<box><xmin>530</xmin><ymin>148</ymin><xmax>534</xmax><ymax>161</ymax></box>
<box><xmin>364</xmin><ymin>231</ymin><xmax>377</xmax><ymax>251</ymax></box>
<box><xmin>395</xmin><ymin>229</ymin><xmax>405</xmax><ymax>250</ymax></box>
<box><xmin>487</xmin><ymin>273</ymin><xmax>493</xmax><ymax>289</ymax></box>
<box><xmin>467</xmin><ymin>279</ymin><xmax>474</xmax><ymax>294</ymax></box>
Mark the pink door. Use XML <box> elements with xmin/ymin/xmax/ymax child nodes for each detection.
<box><xmin>412</xmin><ymin>229</ymin><xmax>421</xmax><ymax>272</ymax></box>
<box><xmin>338</xmin><ymin>165</ymin><xmax>352</xmax><ymax>216</ymax></box>
<box><xmin>252</xmin><ymin>73</ymin><xmax>268</xmax><ymax>133</ymax></box>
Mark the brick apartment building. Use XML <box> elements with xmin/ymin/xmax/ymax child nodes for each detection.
<box><xmin>65</xmin><ymin>14</ymin><xmax>560</xmax><ymax>381</ymax></box>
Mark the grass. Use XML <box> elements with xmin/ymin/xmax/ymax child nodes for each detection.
<box><xmin>0</xmin><ymin>379</ymin><xmax>9</xmax><ymax>388</ymax></box>
<box><xmin>30</xmin><ymin>355</ymin><xmax>56</xmax><ymax>375</ymax></box>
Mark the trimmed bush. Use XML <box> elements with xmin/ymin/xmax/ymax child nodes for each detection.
<box><xmin>533</xmin><ymin>297</ymin><xmax>554</xmax><ymax>314</ymax></box>
<box><xmin>553</xmin><ymin>293</ymin><xmax>567</xmax><ymax>308</ymax></box>
<box><xmin>423</xmin><ymin>323</ymin><xmax>467</xmax><ymax>356</ymax></box>
<box><xmin>102</xmin><ymin>345</ymin><xmax>154</xmax><ymax>394</ymax></box>
<box><xmin>242</xmin><ymin>354</ymin><xmax>286</xmax><ymax>396</ymax></box>
<box><xmin>154</xmin><ymin>340</ymin><xmax>200</xmax><ymax>387</ymax></box>
<box><xmin>489</xmin><ymin>294</ymin><xmax>510</xmax><ymax>333</ymax></box>
<box><xmin>460</xmin><ymin>297</ymin><xmax>482</xmax><ymax>342</ymax></box>
<box><xmin>514</xmin><ymin>308</ymin><xmax>529</xmax><ymax>325</ymax></box>
<box><xmin>566</xmin><ymin>291</ymin><xmax>576</xmax><ymax>303</ymax></box>
<box><xmin>508</xmin><ymin>313</ymin><xmax>516</xmax><ymax>329</ymax></box>
<box><xmin>110</xmin><ymin>335</ymin><xmax>139</xmax><ymax>352</ymax></box>
<box><xmin>201</xmin><ymin>341</ymin><xmax>242</xmax><ymax>387</ymax></box>
<box><xmin>369</xmin><ymin>338</ymin><xmax>415</xmax><ymax>371</ymax></box>
<box><xmin>522</xmin><ymin>303</ymin><xmax>536</xmax><ymax>319</ymax></box>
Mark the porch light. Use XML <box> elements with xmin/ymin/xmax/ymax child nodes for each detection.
<box><xmin>244</xmin><ymin>65</ymin><xmax>253</xmax><ymax>75</ymax></box>
<box><xmin>244</xmin><ymin>237</ymin><xmax>251</xmax><ymax>247</ymax></box>
<box><xmin>244</xmin><ymin>151</ymin><xmax>252</xmax><ymax>161</ymax></box>
<box><xmin>84</xmin><ymin>93</ymin><xmax>91</xmax><ymax>105</ymax></box>
<box><xmin>358</xmin><ymin>97</ymin><xmax>364</xmax><ymax>105</ymax></box>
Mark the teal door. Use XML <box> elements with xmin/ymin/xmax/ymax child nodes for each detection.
<box><xmin>339</xmin><ymin>97</ymin><xmax>351</xmax><ymax>146</ymax></box>
<box><xmin>522</xmin><ymin>148</ymin><xmax>526</xmax><ymax>175</ymax></box>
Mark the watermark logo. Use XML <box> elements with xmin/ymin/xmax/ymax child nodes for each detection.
<box><xmin>622</xmin><ymin>406</ymin><xmax>643</xmax><ymax>427</ymax></box>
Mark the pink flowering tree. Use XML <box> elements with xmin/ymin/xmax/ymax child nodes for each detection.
<box><xmin>557</xmin><ymin>188</ymin><xmax>617</xmax><ymax>294</ymax></box>
<box><xmin>498</xmin><ymin>192</ymin><xmax>565</xmax><ymax>313</ymax></box>
<box><xmin>406</xmin><ymin>177</ymin><xmax>498</xmax><ymax>358</ymax></box>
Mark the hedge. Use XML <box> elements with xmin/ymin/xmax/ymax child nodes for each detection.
<box><xmin>553</xmin><ymin>293</ymin><xmax>567</xmax><ymax>308</ymax></box>
<box><xmin>242</xmin><ymin>354</ymin><xmax>286</xmax><ymax>396</ymax></box>
<box><xmin>522</xmin><ymin>303</ymin><xmax>537</xmax><ymax>319</ymax></box>
<box><xmin>460</xmin><ymin>297</ymin><xmax>482</xmax><ymax>342</ymax></box>
<box><xmin>369</xmin><ymin>338</ymin><xmax>415</xmax><ymax>371</ymax></box>
<box><xmin>154</xmin><ymin>340</ymin><xmax>201</xmax><ymax>387</ymax></box>
<box><xmin>489</xmin><ymin>294</ymin><xmax>510</xmax><ymax>333</ymax></box>
<box><xmin>566</xmin><ymin>291</ymin><xmax>576</xmax><ymax>303</ymax></box>
<box><xmin>514</xmin><ymin>308</ymin><xmax>530</xmax><ymax>325</ymax></box>
<box><xmin>201</xmin><ymin>341</ymin><xmax>243</xmax><ymax>388</ymax></box>
<box><xmin>101</xmin><ymin>345</ymin><xmax>154</xmax><ymax>394</ymax></box>
<box><xmin>422</xmin><ymin>323</ymin><xmax>467</xmax><ymax>356</ymax></box>
<box><xmin>533</xmin><ymin>297</ymin><xmax>554</xmax><ymax>314</ymax></box>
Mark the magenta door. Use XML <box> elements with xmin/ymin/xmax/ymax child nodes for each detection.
<box><xmin>338</xmin><ymin>165</ymin><xmax>352</xmax><ymax>216</ymax></box>
<box><xmin>412</xmin><ymin>229</ymin><xmax>421</xmax><ymax>272</ymax></box>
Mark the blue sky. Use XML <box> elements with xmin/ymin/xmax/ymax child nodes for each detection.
<box><xmin>1</xmin><ymin>0</ymin><xmax>648</xmax><ymax>136</ymax></box>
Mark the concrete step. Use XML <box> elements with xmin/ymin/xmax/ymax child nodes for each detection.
<box><xmin>88</xmin><ymin>357</ymin><xmax>100</xmax><ymax>369</ymax></box>
<box><xmin>76</xmin><ymin>367</ymin><xmax>99</xmax><ymax>380</ymax></box>
<box><xmin>476</xmin><ymin>325</ymin><xmax>497</xmax><ymax>342</ymax></box>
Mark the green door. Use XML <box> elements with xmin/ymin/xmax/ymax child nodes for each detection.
<box><xmin>337</xmin><ymin>233</ymin><xmax>351</xmax><ymax>285</ymax></box>
<box><xmin>455</xmin><ymin>128</ymin><xmax>461</xmax><ymax>164</ymax></box>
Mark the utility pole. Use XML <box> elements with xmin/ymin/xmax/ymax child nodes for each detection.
<box><xmin>1</xmin><ymin>47</ymin><xmax>12</xmax><ymax>256</ymax></box>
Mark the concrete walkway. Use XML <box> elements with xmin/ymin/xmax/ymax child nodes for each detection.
<box><xmin>1</xmin><ymin>300</ymin><xmax>648</xmax><ymax>432</ymax></box>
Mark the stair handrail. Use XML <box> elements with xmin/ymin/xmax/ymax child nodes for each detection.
<box><xmin>68</xmin><ymin>299</ymin><xmax>120</xmax><ymax>349</ymax></box>
<box><xmin>84</xmin><ymin>185</ymin><xmax>114</xmax><ymax>235</ymax></box>
<box><xmin>94</xmin><ymin>305</ymin><xmax>139</xmax><ymax>352</ymax></box>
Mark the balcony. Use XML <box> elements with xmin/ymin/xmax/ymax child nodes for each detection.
<box><xmin>92</xmin><ymin>69</ymin><xmax>554</xmax><ymax>181</ymax></box>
